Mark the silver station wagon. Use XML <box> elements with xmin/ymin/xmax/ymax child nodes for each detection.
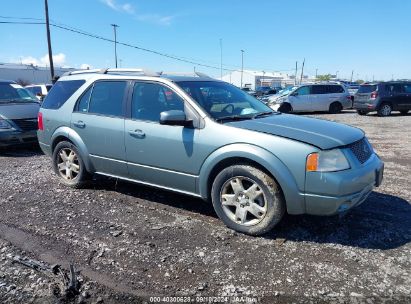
<box><xmin>37</xmin><ymin>69</ymin><xmax>384</xmax><ymax>235</ymax></box>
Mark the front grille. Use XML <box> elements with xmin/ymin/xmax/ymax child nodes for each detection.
<box><xmin>347</xmin><ymin>138</ymin><xmax>373</xmax><ymax>164</ymax></box>
<box><xmin>12</xmin><ymin>119</ymin><xmax>38</xmax><ymax>131</ymax></box>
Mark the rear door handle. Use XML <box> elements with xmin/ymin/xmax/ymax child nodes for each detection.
<box><xmin>128</xmin><ymin>129</ymin><xmax>145</xmax><ymax>139</ymax></box>
<box><xmin>73</xmin><ymin>121</ymin><xmax>85</xmax><ymax>128</ymax></box>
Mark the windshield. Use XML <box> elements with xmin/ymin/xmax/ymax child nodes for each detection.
<box><xmin>357</xmin><ymin>85</ymin><xmax>377</xmax><ymax>93</ymax></box>
<box><xmin>279</xmin><ymin>86</ymin><xmax>297</xmax><ymax>96</ymax></box>
<box><xmin>0</xmin><ymin>83</ymin><xmax>38</xmax><ymax>102</ymax></box>
<box><xmin>176</xmin><ymin>81</ymin><xmax>274</xmax><ymax>121</ymax></box>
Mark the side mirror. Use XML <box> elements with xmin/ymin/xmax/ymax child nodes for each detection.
<box><xmin>160</xmin><ymin>110</ymin><xmax>192</xmax><ymax>127</ymax></box>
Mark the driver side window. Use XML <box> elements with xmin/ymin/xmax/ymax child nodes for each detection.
<box><xmin>295</xmin><ymin>86</ymin><xmax>310</xmax><ymax>95</ymax></box>
<box><xmin>132</xmin><ymin>82</ymin><xmax>185</xmax><ymax>122</ymax></box>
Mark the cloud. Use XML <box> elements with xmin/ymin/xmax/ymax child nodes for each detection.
<box><xmin>101</xmin><ymin>0</ymin><xmax>176</xmax><ymax>26</ymax></box>
<box><xmin>19</xmin><ymin>53</ymin><xmax>67</xmax><ymax>67</ymax></box>
<box><xmin>101</xmin><ymin>0</ymin><xmax>135</xmax><ymax>14</ymax></box>
<box><xmin>136</xmin><ymin>14</ymin><xmax>176</xmax><ymax>26</ymax></box>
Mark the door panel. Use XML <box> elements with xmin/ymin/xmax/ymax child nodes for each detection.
<box><xmin>71</xmin><ymin>113</ymin><xmax>127</xmax><ymax>176</ymax></box>
<box><xmin>125</xmin><ymin>120</ymin><xmax>198</xmax><ymax>193</ymax></box>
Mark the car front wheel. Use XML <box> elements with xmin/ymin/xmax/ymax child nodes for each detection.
<box><xmin>329</xmin><ymin>102</ymin><xmax>342</xmax><ymax>114</ymax></box>
<box><xmin>211</xmin><ymin>165</ymin><xmax>285</xmax><ymax>236</ymax></box>
<box><xmin>357</xmin><ymin>110</ymin><xmax>367</xmax><ymax>116</ymax></box>
<box><xmin>52</xmin><ymin>141</ymin><xmax>90</xmax><ymax>188</ymax></box>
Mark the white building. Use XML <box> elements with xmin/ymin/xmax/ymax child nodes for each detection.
<box><xmin>221</xmin><ymin>70</ymin><xmax>315</xmax><ymax>89</ymax></box>
<box><xmin>0</xmin><ymin>63</ymin><xmax>77</xmax><ymax>84</ymax></box>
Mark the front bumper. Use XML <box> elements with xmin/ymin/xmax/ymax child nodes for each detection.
<box><xmin>0</xmin><ymin>130</ymin><xmax>38</xmax><ymax>147</ymax></box>
<box><xmin>304</xmin><ymin>153</ymin><xmax>384</xmax><ymax>215</ymax></box>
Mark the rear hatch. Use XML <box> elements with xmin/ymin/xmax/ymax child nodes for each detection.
<box><xmin>355</xmin><ymin>84</ymin><xmax>377</xmax><ymax>103</ymax></box>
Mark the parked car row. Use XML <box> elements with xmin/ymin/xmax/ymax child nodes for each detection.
<box><xmin>25</xmin><ymin>83</ymin><xmax>53</xmax><ymax>101</ymax></box>
<box><xmin>0</xmin><ymin>80</ymin><xmax>40</xmax><ymax>147</ymax></box>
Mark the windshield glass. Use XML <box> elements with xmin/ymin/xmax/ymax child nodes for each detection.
<box><xmin>0</xmin><ymin>83</ymin><xmax>38</xmax><ymax>102</ymax></box>
<box><xmin>357</xmin><ymin>85</ymin><xmax>377</xmax><ymax>93</ymax></box>
<box><xmin>176</xmin><ymin>81</ymin><xmax>273</xmax><ymax>120</ymax></box>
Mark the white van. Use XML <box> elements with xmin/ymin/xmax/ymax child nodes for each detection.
<box><xmin>270</xmin><ymin>83</ymin><xmax>352</xmax><ymax>114</ymax></box>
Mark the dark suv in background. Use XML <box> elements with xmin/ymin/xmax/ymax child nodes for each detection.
<box><xmin>354</xmin><ymin>81</ymin><xmax>411</xmax><ymax>116</ymax></box>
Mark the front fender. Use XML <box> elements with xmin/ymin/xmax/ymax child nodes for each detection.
<box><xmin>51</xmin><ymin>126</ymin><xmax>95</xmax><ymax>173</ymax></box>
<box><xmin>198</xmin><ymin>143</ymin><xmax>305</xmax><ymax>214</ymax></box>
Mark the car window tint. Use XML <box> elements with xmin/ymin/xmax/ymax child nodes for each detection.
<box><xmin>358</xmin><ymin>85</ymin><xmax>377</xmax><ymax>93</ymax></box>
<box><xmin>404</xmin><ymin>84</ymin><xmax>411</xmax><ymax>93</ymax></box>
<box><xmin>27</xmin><ymin>86</ymin><xmax>41</xmax><ymax>95</ymax></box>
<box><xmin>386</xmin><ymin>84</ymin><xmax>403</xmax><ymax>93</ymax></box>
<box><xmin>46</xmin><ymin>85</ymin><xmax>52</xmax><ymax>92</ymax></box>
<box><xmin>88</xmin><ymin>81</ymin><xmax>126</xmax><ymax>117</ymax></box>
<box><xmin>76</xmin><ymin>86</ymin><xmax>92</xmax><ymax>112</ymax></box>
<box><xmin>42</xmin><ymin>80</ymin><xmax>85</xmax><ymax>109</ymax></box>
<box><xmin>328</xmin><ymin>85</ymin><xmax>344</xmax><ymax>93</ymax></box>
<box><xmin>132</xmin><ymin>82</ymin><xmax>184</xmax><ymax>122</ymax></box>
<box><xmin>295</xmin><ymin>86</ymin><xmax>310</xmax><ymax>95</ymax></box>
<box><xmin>311</xmin><ymin>85</ymin><xmax>326</xmax><ymax>94</ymax></box>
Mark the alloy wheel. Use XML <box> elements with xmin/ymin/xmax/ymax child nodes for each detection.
<box><xmin>220</xmin><ymin>176</ymin><xmax>267</xmax><ymax>226</ymax></box>
<box><xmin>57</xmin><ymin>148</ymin><xmax>80</xmax><ymax>181</ymax></box>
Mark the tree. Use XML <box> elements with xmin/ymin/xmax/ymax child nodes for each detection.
<box><xmin>316</xmin><ymin>74</ymin><xmax>332</xmax><ymax>81</ymax></box>
<box><xmin>355</xmin><ymin>79</ymin><xmax>364</xmax><ymax>84</ymax></box>
<box><xmin>16</xmin><ymin>78</ymin><xmax>31</xmax><ymax>86</ymax></box>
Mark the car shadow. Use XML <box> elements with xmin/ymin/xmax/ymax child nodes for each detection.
<box><xmin>0</xmin><ymin>144</ymin><xmax>43</xmax><ymax>157</ymax></box>
<box><xmin>93</xmin><ymin>177</ymin><xmax>411</xmax><ymax>250</ymax></box>
<box><xmin>266</xmin><ymin>191</ymin><xmax>411</xmax><ymax>250</ymax></box>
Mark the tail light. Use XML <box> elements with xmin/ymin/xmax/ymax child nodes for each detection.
<box><xmin>370</xmin><ymin>91</ymin><xmax>378</xmax><ymax>99</ymax></box>
<box><xmin>38</xmin><ymin>112</ymin><xmax>44</xmax><ymax>131</ymax></box>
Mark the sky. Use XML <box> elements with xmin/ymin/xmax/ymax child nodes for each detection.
<box><xmin>0</xmin><ymin>0</ymin><xmax>410</xmax><ymax>81</ymax></box>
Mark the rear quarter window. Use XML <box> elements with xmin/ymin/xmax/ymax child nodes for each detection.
<box><xmin>42</xmin><ymin>80</ymin><xmax>85</xmax><ymax>109</ymax></box>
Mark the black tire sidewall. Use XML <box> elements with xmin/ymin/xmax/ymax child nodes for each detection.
<box><xmin>329</xmin><ymin>102</ymin><xmax>342</xmax><ymax>114</ymax></box>
<box><xmin>211</xmin><ymin>165</ymin><xmax>285</xmax><ymax>236</ymax></box>
<box><xmin>279</xmin><ymin>103</ymin><xmax>292</xmax><ymax>113</ymax></box>
<box><xmin>52</xmin><ymin>141</ymin><xmax>88</xmax><ymax>187</ymax></box>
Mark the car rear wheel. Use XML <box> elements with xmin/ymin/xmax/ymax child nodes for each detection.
<box><xmin>400</xmin><ymin>110</ymin><xmax>409</xmax><ymax>115</ymax></box>
<box><xmin>278</xmin><ymin>103</ymin><xmax>292</xmax><ymax>113</ymax></box>
<box><xmin>52</xmin><ymin>141</ymin><xmax>90</xmax><ymax>188</ymax></box>
<box><xmin>377</xmin><ymin>103</ymin><xmax>392</xmax><ymax>117</ymax></box>
<box><xmin>211</xmin><ymin>165</ymin><xmax>285</xmax><ymax>236</ymax></box>
<box><xmin>329</xmin><ymin>102</ymin><xmax>342</xmax><ymax>114</ymax></box>
<box><xmin>357</xmin><ymin>110</ymin><xmax>367</xmax><ymax>116</ymax></box>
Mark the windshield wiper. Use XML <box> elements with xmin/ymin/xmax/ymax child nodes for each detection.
<box><xmin>215</xmin><ymin>115</ymin><xmax>254</xmax><ymax>123</ymax></box>
<box><xmin>252</xmin><ymin>111</ymin><xmax>276</xmax><ymax>119</ymax></box>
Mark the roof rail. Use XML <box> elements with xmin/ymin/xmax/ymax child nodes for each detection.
<box><xmin>63</xmin><ymin>68</ymin><xmax>160</xmax><ymax>77</ymax></box>
<box><xmin>159</xmin><ymin>71</ymin><xmax>212</xmax><ymax>78</ymax></box>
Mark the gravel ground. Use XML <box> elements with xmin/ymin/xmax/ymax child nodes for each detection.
<box><xmin>0</xmin><ymin>110</ymin><xmax>410</xmax><ymax>303</ymax></box>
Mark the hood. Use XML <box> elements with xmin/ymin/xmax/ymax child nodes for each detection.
<box><xmin>226</xmin><ymin>114</ymin><xmax>364</xmax><ymax>150</ymax></box>
<box><xmin>0</xmin><ymin>102</ymin><xmax>40</xmax><ymax>120</ymax></box>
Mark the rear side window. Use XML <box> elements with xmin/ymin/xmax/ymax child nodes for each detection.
<box><xmin>88</xmin><ymin>81</ymin><xmax>127</xmax><ymax>117</ymax></box>
<box><xmin>42</xmin><ymin>80</ymin><xmax>85</xmax><ymax>109</ymax></box>
<box><xmin>357</xmin><ymin>85</ymin><xmax>377</xmax><ymax>93</ymax></box>
<box><xmin>311</xmin><ymin>85</ymin><xmax>327</xmax><ymax>94</ymax></box>
<box><xmin>385</xmin><ymin>84</ymin><xmax>403</xmax><ymax>93</ymax></box>
<box><xmin>27</xmin><ymin>86</ymin><xmax>41</xmax><ymax>95</ymax></box>
<box><xmin>327</xmin><ymin>85</ymin><xmax>344</xmax><ymax>93</ymax></box>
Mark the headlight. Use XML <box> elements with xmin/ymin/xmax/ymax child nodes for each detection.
<box><xmin>306</xmin><ymin>149</ymin><xmax>350</xmax><ymax>172</ymax></box>
<box><xmin>0</xmin><ymin>118</ymin><xmax>12</xmax><ymax>129</ymax></box>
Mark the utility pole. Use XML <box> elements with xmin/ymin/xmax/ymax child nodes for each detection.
<box><xmin>335</xmin><ymin>70</ymin><xmax>339</xmax><ymax>79</ymax></box>
<box><xmin>350</xmin><ymin>70</ymin><xmax>354</xmax><ymax>82</ymax></box>
<box><xmin>219</xmin><ymin>38</ymin><xmax>223</xmax><ymax>79</ymax></box>
<box><xmin>240</xmin><ymin>50</ymin><xmax>244</xmax><ymax>88</ymax></box>
<box><xmin>300</xmin><ymin>58</ymin><xmax>305</xmax><ymax>84</ymax></box>
<box><xmin>315</xmin><ymin>68</ymin><xmax>318</xmax><ymax>79</ymax></box>
<box><xmin>294</xmin><ymin>61</ymin><xmax>298</xmax><ymax>85</ymax></box>
<box><xmin>111</xmin><ymin>24</ymin><xmax>119</xmax><ymax>68</ymax></box>
<box><xmin>44</xmin><ymin>0</ymin><xmax>55</xmax><ymax>82</ymax></box>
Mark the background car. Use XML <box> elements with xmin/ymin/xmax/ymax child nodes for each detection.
<box><xmin>0</xmin><ymin>80</ymin><xmax>40</xmax><ymax>147</ymax></box>
<box><xmin>25</xmin><ymin>84</ymin><xmax>53</xmax><ymax>101</ymax></box>
<box><xmin>255</xmin><ymin>86</ymin><xmax>277</xmax><ymax>96</ymax></box>
<box><xmin>270</xmin><ymin>83</ymin><xmax>352</xmax><ymax>114</ymax></box>
<box><xmin>354</xmin><ymin>81</ymin><xmax>411</xmax><ymax>116</ymax></box>
<box><xmin>241</xmin><ymin>87</ymin><xmax>257</xmax><ymax>96</ymax></box>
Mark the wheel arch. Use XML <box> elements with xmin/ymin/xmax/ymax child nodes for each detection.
<box><xmin>198</xmin><ymin>143</ymin><xmax>305</xmax><ymax>214</ymax></box>
<box><xmin>51</xmin><ymin>126</ymin><xmax>95</xmax><ymax>173</ymax></box>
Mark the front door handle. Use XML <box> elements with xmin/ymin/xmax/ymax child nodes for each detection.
<box><xmin>73</xmin><ymin>121</ymin><xmax>86</xmax><ymax>128</ymax></box>
<box><xmin>128</xmin><ymin>129</ymin><xmax>145</xmax><ymax>139</ymax></box>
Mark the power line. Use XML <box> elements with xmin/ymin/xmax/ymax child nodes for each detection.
<box><xmin>1</xmin><ymin>19</ymin><xmax>296</xmax><ymax>73</ymax></box>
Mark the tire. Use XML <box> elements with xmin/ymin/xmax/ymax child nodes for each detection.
<box><xmin>356</xmin><ymin>110</ymin><xmax>367</xmax><ymax>116</ymax></box>
<box><xmin>400</xmin><ymin>110</ymin><xmax>409</xmax><ymax>115</ymax></box>
<box><xmin>329</xmin><ymin>102</ymin><xmax>342</xmax><ymax>114</ymax></box>
<box><xmin>211</xmin><ymin>165</ymin><xmax>285</xmax><ymax>236</ymax></box>
<box><xmin>52</xmin><ymin>141</ymin><xmax>90</xmax><ymax>188</ymax></box>
<box><xmin>377</xmin><ymin>103</ymin><xmax>392</xmax><ymax>117</ymax></box>
<box><xmin>278</xmin><ymin>103</ymin><xmax>292</xmax><ymax>113</ymax></box>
